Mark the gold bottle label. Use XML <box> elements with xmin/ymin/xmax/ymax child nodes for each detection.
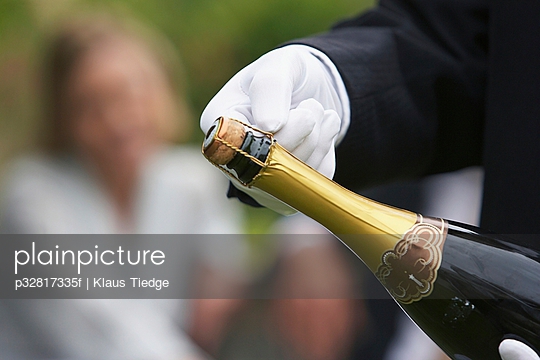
<box><xmin>375</xmin><ymin>216</ymin><xmax>448</xmax><ymax>304</ymax></box>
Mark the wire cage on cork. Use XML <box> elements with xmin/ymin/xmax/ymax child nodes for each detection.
<box><xmin>202</xmin><ymin>116</ymin><xmax>275</xmax><ymax>186</ymax></box>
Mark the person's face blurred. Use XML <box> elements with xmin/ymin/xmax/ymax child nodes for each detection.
<box><xmin>65</xmin><ymin>38</ymin><xmax>172</xmax><ymax>172</ymax></box>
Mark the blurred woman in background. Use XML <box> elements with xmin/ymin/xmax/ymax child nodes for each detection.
<box><xmin>0</xmin><ymin>13</ymin><xmax>246</xmax><ymax>359</ymax></box>
<box><xmin>1</xmin><ymin>12</ymin><xmax>222</xmax><ymax>234</ymax></box>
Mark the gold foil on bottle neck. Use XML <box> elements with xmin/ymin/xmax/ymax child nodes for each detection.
<box><xmin>250</xmin><ymin>143</ymin><xmax>418</xmax><ymax>272</ymax></box>
<box><xmin>202</xmin><ymin>117</ymin><xmax>419</xmax><ymax>273</ymax></box>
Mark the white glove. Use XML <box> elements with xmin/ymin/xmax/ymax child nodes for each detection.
<box><xmin>499</xmin><ymin>339</ymin><xmax>540</xmax><ymax>360</ymax></box>
<box><xmin>201</xmin><ymin>45</ymin><xmax>350</xmax><ymax>177</ymax></box>
<box><xmin>201</xmin><ymin>45</ymin><xmax>350</xmax><ymax>214</ymax></box>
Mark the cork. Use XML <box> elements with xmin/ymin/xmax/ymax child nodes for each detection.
<box><xmin>203</xmin><ymin>117</ymin><xmax>246</xmax><ymax>165</ymax></box>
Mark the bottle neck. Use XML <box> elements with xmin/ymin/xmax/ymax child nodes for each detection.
<box><xmin>203</xmin><ymin>119</ymin><xmax>419</xmax><ymax>273</ymax></box>
<box><xmin>250</xmin><ymin>143</ymin><xmax>418</xmax><ymax>272</ymax></box>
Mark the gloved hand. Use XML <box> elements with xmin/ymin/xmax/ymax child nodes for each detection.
<box><xmin>499</xmin><ymin>339</ymin><xmax>540</xmax><ymax>360</ymax></box>
<box><xmin>200</xmin><ymin>45</ymin><xmax>350</xmax><ymax>213</ymax></box>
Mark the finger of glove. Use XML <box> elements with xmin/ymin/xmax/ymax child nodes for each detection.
<box><xmin>273</xmin><ymin>106</ymin><xmax>316</xmax><ymax>152</ymax></box>
<box><xmin>499</xmin><ymin>339</ymin><xmax>540</xmax><ymax>360</ymax></box>
<box><xmin>316</xmin><ymin>144</ymin><xmax>337</xmax><ymax>179</ymax></box>
<box><xmin>288</xmin><ymin>99</ymin><xmax>325</xmax><ymax>163</ymax></box>
<box><xmin>222</xmin><ymin>104</ymin><xmax>252</xmax><ymax>126</ymax></box>
<box><xmin>305</xmin><ymin>109</ymin><xmax>340</xmax><ymax>174</ymax></box>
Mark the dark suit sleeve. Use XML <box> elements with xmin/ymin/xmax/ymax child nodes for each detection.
<box><xmin>290</xmin><ymin>0</ymin><xmax>488</xmax><ymax>190</ymax></box>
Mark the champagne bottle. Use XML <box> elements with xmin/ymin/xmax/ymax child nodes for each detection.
<box><xmin>202</xmin><ymin>117</ymin><xmax>540</xmax><ymax>360</ymax></box>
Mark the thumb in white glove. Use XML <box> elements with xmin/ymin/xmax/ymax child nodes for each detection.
<box><xmin>499</xmin><ymin>339</ymin><xmax>540</xmax><ymax>360</ymax></box>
